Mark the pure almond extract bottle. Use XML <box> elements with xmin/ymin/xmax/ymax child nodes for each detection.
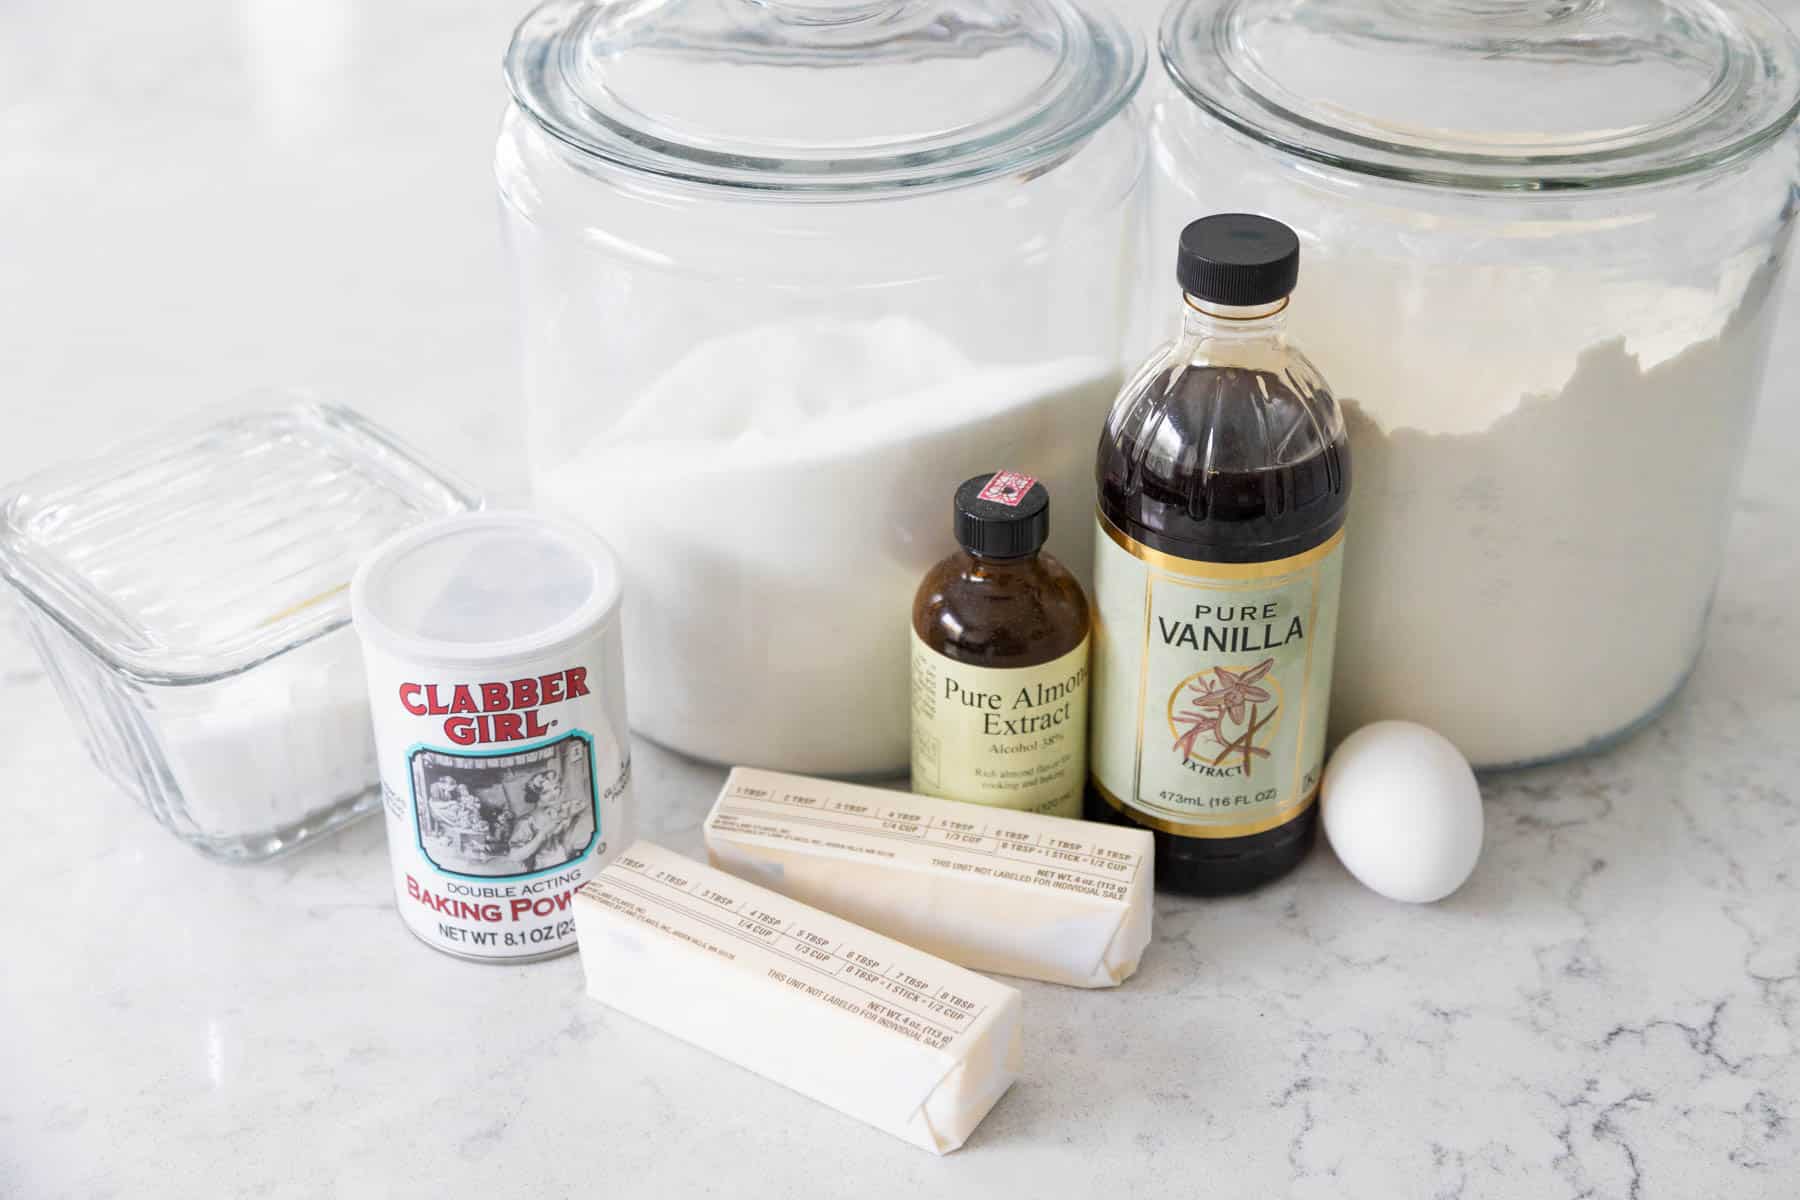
<box><xmin>1087</xmin><ymin>214</ymin><xmax>1350</xmax><ymax>894</ymax></box>
<box><xmin>911</xmin><ymin>472</ymin><xmax>1090</xmax><ymax>818</ymax></box>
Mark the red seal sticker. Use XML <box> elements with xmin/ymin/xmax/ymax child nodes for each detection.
<box><xmin>976</xmin><ymin>471</ymin><xmax>1037</xmax><ymax>507</ymax></box>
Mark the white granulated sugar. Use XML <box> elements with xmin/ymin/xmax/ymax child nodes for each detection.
<box><xmin>158</xmin><ymin>633</ymin><xmax>376</xmax><ymax>839</ymax></box>
<box><xmin>1304</xmin><ymin>257</ymin><xmax>1784</xmax><ymax>766</ymax></box>
<box><xmin>541</xmin><ymin>316</ymin><xmax>1119</xmax><ymax>774</ymax></box>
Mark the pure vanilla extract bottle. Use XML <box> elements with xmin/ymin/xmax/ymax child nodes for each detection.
<box><xmin>1086</xmin><ymin>214</ymin><xmax>1350</xmax><ymax>894</ymax></box>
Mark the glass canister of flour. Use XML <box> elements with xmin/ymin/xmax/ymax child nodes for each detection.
<box><xmin>351</xmin><ymin>512</ymin><xmax>633</xmax><ymax>962</ymax></box>
<box><xmin>498</xmin><ymin>0</ymin><xmax>1145</xmax><ymax>775</ymax></box>
<box><xmin>1148</xmin><ymin>0</ymin><xmax>1800</xmax><ymax>768</ymax></box>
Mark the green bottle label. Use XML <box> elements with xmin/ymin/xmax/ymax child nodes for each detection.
<box><xmin>1088</xmin><ymin>515</ymin><xmax>1343</xmax><ymax>838</ymax></box>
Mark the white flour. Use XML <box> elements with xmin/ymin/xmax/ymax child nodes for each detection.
<box><xmin>1303</xmin><ymin>257</ymin><xmax>1785</xmax><ymax>766</ymax></box>
<box><xmin>541</xmin><ymin>317</ymin><xmax>1119</xmax><ymax>775</ymax></box>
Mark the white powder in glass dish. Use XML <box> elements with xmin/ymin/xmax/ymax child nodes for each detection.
<box><xmin>1313</xmin><ymin>259</ymin><xmax>1785</xmax><ymax>767</ymax></box>
<box><xmin>540</xmin><ymin>316</ymin><xmax>1120</xmax><ymax>775</ymax></box>
<box><xmin>157</xmin><ymin>633</ymin><xmax>376</xmax><ymax>839</ymax></box>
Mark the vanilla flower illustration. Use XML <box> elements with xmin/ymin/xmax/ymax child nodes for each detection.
<box><xmin>1171</xmin><ymin>658</ymin><xmax>1280</xmax><ymax>768</ymax></box>
<box><xmin>1172</xmin><ymin>704</ymin><xmax>1223</xmax><ymax>758</ymax></box>
<box><xmin>1203</xmin><ymin>659</ymin><xmax>1274</xmax><ymax>724</ymax></box>
<box><xmin>1212</xmin><ymin>703</ymin><xmax>1276</xmax><ymax>776</ymax></box>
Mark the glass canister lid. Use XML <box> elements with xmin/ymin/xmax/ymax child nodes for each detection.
<box><xmin>504</xmin><ymin>0</ymin><xmax>1143</xmax><ymax>193</ymax></box>
<box><xmin>1161</xmin><ymin>0</ymin><xmax>1800</xmax><ymax>190</ymax></box>
<box><xmin>0</xmin><ymin>400</ymin><xmax>479</xmax><ymax>683</ymax></box>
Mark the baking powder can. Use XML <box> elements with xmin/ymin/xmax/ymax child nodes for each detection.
<box><xmin>351</xmin><ymin>511</ymin><xmax>634</xmax><ymax>962</ymax></box>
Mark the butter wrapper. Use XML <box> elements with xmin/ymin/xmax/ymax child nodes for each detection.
<box><xmin>703</xmin><ymin>768</ymin><xmax>1154</xmax><ymax>988</ymax></box>
<box><xmin>574</xmin><ymin>841</ymin><xmax>1021</xmax><ymax>1154</ymax></box>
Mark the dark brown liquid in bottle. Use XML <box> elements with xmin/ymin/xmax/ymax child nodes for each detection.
<box><xmin>1087</xmin><ymin>361</ymin><xmax>1351</xmax><ymax>894</ymax></box>
<box><xmin>913</xmin><ymin>550</ymin><xmax>1088</xmax><ymax>671</ymax></box>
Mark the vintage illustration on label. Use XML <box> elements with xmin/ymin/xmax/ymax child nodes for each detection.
<box><xmin>1169</xmin><ymin>658</ymin><xmax>1280</xmax><ymax>774</ymax></box>
<box><xmin>410</xmin><ymin>733</ymin><xmax>599</xmax><ymax>879</ymax></box>
<box><xmin>370</xmin><ymin>654</ymin><xmax>633</xmax><ymax>962</ymax></box>
<box><xmin>1089</xmin><ymin>518</ymin><xmax>1343</xmax><ymax>838</ymax></box>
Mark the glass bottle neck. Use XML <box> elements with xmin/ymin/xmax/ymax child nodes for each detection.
<box><xmin>963</xmin><ymin>548</ymin><xmax>1038</xmax><ymax>571</ymax></box>
<box><xmin>1180</xmin><ymin>293</ymin><xmax>1290</xmax><ymax>340</ymax></box>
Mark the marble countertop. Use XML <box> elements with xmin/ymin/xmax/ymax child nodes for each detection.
<box><xmin>3</xmin><ymin>3</ymin><xmax>1798</xmax><ymax>1197</ymax></box>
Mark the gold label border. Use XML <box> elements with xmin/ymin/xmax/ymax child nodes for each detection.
<box><xmin>1092</xmin><ymin>512</ymin><xmax>1340</xmax><ymax>841</ymax></box>
<box><xmin>1093</xmin><ymin>777</ymin><xmax>1318</xmax><ymax>839</ymax></box>
<box><xmin>1098</xmin><ymin>514</ymin><xmax>1345</xmax><ymax>580</ymax></box>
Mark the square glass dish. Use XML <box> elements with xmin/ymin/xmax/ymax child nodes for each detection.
<box><xmin>0</xmin><ymin>398</ymin><xmax>480</xmax><ymax>861</ymax></box>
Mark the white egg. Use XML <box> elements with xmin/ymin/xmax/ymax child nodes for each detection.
<box><xmin>1321</xmin><ymin>720</ymin><xmax>1483</xmax><ymax>903</ymax></box>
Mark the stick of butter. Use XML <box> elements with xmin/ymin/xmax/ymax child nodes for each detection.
<box><xmin>573</xmin><ymin>840</ymin><xmax>1022</xmax><ymax>1155</ymax></box>
<box><xmin>703</xmin><ymin>768</ymin><xmax>1156</xmax><ymax>988</ymax></box>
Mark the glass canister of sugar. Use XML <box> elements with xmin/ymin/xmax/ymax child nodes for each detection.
<box><xmin>0</xmin><ymin>399</ymin><xmax>479</xmax><ymax>861</ymax></box>
<box><xmin>499</xmin><ymin>0</ymin><xmax>1145</xmax><ymax>776</ymax></box>
<box><xmin>351</xmin><ymin>512</ymin><xmax>633</xmax><ymax>963</ymax></box>
<box><xmin>1148</xmin><ymin>0</ymin><xmax>1800</xmax><ymax>767</ymax></box>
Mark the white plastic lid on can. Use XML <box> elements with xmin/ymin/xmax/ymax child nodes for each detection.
<box><xmin>350</xmin><ymin>511</ymin><xmax>623</xmax><ymax>667</ymax></box>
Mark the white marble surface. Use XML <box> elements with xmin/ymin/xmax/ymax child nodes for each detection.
<box><xmin>4</xmin><ymin>2</ymin><xmax>1800</xmax><ymax>1197</ymax></box>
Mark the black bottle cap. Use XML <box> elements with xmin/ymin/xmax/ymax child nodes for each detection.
<box><xmin>1176</xmin><ymin>213</ymin><xmax>1300</xmax><ymax>305</ymax></box>
<box><xmin>953</xmin><ymin>471</ymin><xmax>1049</xmax><ymax>559</ymax></box>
